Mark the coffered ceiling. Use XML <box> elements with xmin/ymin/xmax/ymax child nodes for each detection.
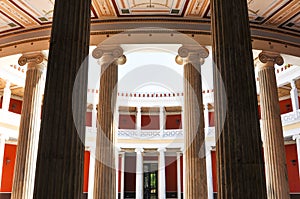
<box><xmin>0</xmin><ymin>0</ymin><xmax>299</xmax><ymax>35</ymax></box>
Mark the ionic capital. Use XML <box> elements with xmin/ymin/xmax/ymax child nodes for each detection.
<box><xmin>257</xmin><ymin>51</ymin><xmax>284</xmax><ymax>69</ymax></box>
<box><xmin>135</xmin><ymin>148</ymin><xmax>144</xmax><ymax>153</ymax></box>
<box><xmin>92</xmin><ymin>45</ymin><xmax>126</xmax><ymax>66</ymax></box>
<box><xmin>293</xmin><ymin>134</ymin><xmax>300</xmax><ymax>141</ymax></box>
<box><xmin>177</xmin><ymin>45</ymin><xmax>209</xmax><ymax>65</ymax></box>
<box><xmin>157</xmin><ymin>147</ymin><xmax>166</xmax><ymax>153</ymax></box>
<box><xmin>18</xmin><ymin>52</ymin><xmax>47</xmax><ymax>71</ymax></box>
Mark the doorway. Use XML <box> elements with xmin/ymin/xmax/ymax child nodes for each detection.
<box><xmin>143</xmin><ymin>163</ymin><xmax>158</xmax><ymax>199</ymax></box>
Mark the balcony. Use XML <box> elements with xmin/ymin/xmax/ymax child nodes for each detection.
<box><xmin>117</xmin><ymin>129</ymin><xmax>184</xmax><ymax>140</ymax></box>
<box><xmin>0</xmin><ymin>109</ymin><xmax>20</xmax><ymax>138</ymax></box>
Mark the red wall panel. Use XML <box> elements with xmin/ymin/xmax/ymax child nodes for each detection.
<box><xmin>119</xmin><ymin>114</ymin><xmax>136</xmax><ymax>129</ymax></box>
<box><xmin>0</xmin><ymin>98</ymin><xmax>23</xmax><ymax>114</ymax></box>
<box><xmin>279</xmin><ymin>99</ymin><xmax>292</xmax><ymax>114</ymax></box>
<box><xmin>86</xmin><ymin>112</ymin><xmax>92</xmax><ymax>127</ymax></box>
<box><xmin>211</xmin><ymin>145</ymin><xmax>300</xmax><ymax>193</ymax></box>
<box><xmin>285</xmin><ymin>144</ymin><xmax>300</xmax><ymax>192</ymax></box>
<box><xmin>211</xmin><ymin>151</ymin><xmax>217</xmax><ymax>192</ymax></box>
<box><xmin>1</xmin><ymin>144</ymin><xmax>17</xmax><ymax>192</ymax></box>
<box><xmin>209</xmin><ymin>112</ymin><xmax>214</xmax><ymax>127</ymax></box>
<box><xmin>165</xmin><ymin>156</ymin><xmax>177</xmax><ymax>192</ymax></box>
<box><xmin>124</xmin><ymin>155</ymin><xmax>136</xmax><ymax>192</ymax></box>
<box><xmin>83</xmin><ymin>151</ymin><xmax>90</xmax><ymax>193</ymax></box>
<box><xmin>0</xmin><ymin>145</ymin><xmax>90</xmax><ymax>193</ymax></box>
<box><xmin>165</xmin><ymin>115</ymin><xmax>182</xmax><ymax>129</ymax></box>
<box><xmin>141</xmin><ymin>115</ymin><xmax>159</xmax><ymax>130</ymax></box>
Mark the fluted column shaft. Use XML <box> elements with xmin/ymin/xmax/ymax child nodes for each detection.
<box><xmin>257</xmin><ymin>51</ymin><xmax>290</xmax><ymax>199</ymax></box>
<box><xmin>176</xmin><ymin>152</ymin><xmax>182</xmax><ymax>199</ymax></box>
<box><xmin>92</xmin><ymin>46</ymin><xmax>125</xmax><ymax>199</ymax></box>
<box><xmin>33</xmin><ymin>0</ymin><xmax>91</xmax><ymax>198</ymax></box>
<box><xmin>158</xmin><ymin>148</ymin><xmax>166</xmax><ymax>199</ymax></box>
<box><xmin>179</xmin><ymin>45</ymin><xmax>208</xmax><ymax>199</ymax></box>
<box><xmin>211</xmin><ymin>0</ymin><xmax>267</xmax><ymax>198</ymax></box>
<box><xmin>135</xmin><ymin>148</ymin><xmax>144</xmax><ymax>199</ymax></box>
<box><xmin>11</xmin><ymin>52</ymin><xmax>46</xmax><ymax>199</ymax></box>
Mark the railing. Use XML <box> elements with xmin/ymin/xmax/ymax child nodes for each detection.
<box><xmin>281</xmin><ymin>109</ymin><xmax>300</xmax><ymax>126</ymax></box>
<box><xmin>0</xmin><ymin>109</ymin><xmax>21</xmax><ymax>138</ymax></box>
<box><xmin>117</xmin><ymin>129</ymin><xmax>184</xmax><ymax>139</ymax></box>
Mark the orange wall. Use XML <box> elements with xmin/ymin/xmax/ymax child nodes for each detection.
<box><xmin>0</xmin><ymin>98</ymin><xmax>23</xmax><ymax>114</ymax></box>
<box><xmin>211</xmin><ymin>151</ymin><xmax>217</xmax><ymax>192</ymax></box>
<box><xmin>1</xmin><ymin>144</ymin><xmax>17</xmax><ymax>192</ymax></box>
<box><xmin>211</xmin><ymin>144</ymin><xmax>300</xmax><ymax>193</ymax></box>
<box><xmin>141</xmin><ymin>115</ymin><xmax>159</xmax><ymax>130</ymax></box>
<box><xmin>285</xmin><ymin>144</ymin><xmax>300</xmax><ymax>192</ymax></box>
<box><xmin>165</xmin><ymin>115</ymin><xmax>182</xmax><ymax>129</ymax></box>
<box><xmin>165</xmin><ymin>156</ymin><xmax>177</xmax><ymax>192</ymax></box>
<box><xmin>209</xmin><ymin>112</ymin><xmax>214</xmax><ymax>127</ymax></box>
<box><xmin>124</xmin><ymin>155</ymin><xmax>136</xmax><ymax>192</ymax></box>
<box><xmin>83</xmin><ymin>151</ymin><xmax>90</xmax><ymax>193</ymax></box>
<box><xmin>119</xmin><ymin>114</ymin><xmax>136</xmax><ymax>129</ymax></box>
<box><xmin>86</xmin><ymin>112</ymin><xmax>92</xmax><ymax>127</ymax></box>
<box><xmin>1</xmin><ymin>144</ymin><xmax>90</xmax><ymax>193</ymax></box>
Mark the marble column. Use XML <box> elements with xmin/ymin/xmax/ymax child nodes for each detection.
<box><xmin>158</xmin><ymin>147</ymin><xmax>166</xmax><ymax>199</ymax></box>
<box><xmin>176</xmin><ymin>152</ymin><xmax>181</xmax><ymax>199</ymax></box>
<box><xmin>257</xmin><ymin>51</ymin><xmax>290</xmax><ymax>199</ymax></box>
<box><xmin>211</xmin><ymin>0</ymin><xmax>267</xmax><ymax>198</ymax></box>
<box><xmin>135</xmin><ymin>148</ymin><xmax>144</xmax><ymax>199</ymax></box>
<box><xmin>32</xmin><ymin>0</ymin><xmax>91</xmax><ymax>197</ymax></box>
<box><xmin>136</xmin><ymin>106</ymin><xmax>142</xmax><ymax>131</ymax></box>
<box><xmin>205</xmin><ymin>147</ymin><xmax>213</xmax><ymax>199</ymax></box>
<box><xmin>160</xmin><ymin>106</ymin><xmax>165</xmax><ymax>132</ymax></box>
<box><xmin>88</xmin><ymin>147</ymin><xmax>95</xmax><ymax>199</ymax></box>
<box><xmin>293</xmin><ymin>135</ymin><xmax>300</xmax><ymax>177</ymax></box>
<box><xmin>2</xmin><ymin>80</ymin><xmax>11</xmax><ymax>111</ymax></box>
<box><xmin>0</xmin><ymin>135</ymin><xmax>6</xmax><ymax>189</ymax></box>
<box><xmin>92</xmin><ymin>95</ymin><xmax>97</xmax><ymax>129</ymax></box>
<box><xmin>290</xmin><ymin>80</ymin><xmax>299</xmax><ymax>112</ymax></box>
<box><xmin>178</xmin><ymin>45</ymin><xmax>208</xmax><ymax>199</ymax></box>
<box><xmin>92</xmin><ymin>46</ymin><xmax>126</xmax><ymax>199</ymax></box>
<box><xmin>11</xmin><ymin>52</ymin><xmax>46</xmax><ymax>199</ymax></box>
<box><xmin>204</xmin><ymin>103</ymin><xmax>213</xmax><ymax>199</ymax></box>
<box><xmin>120</xmin><ymin>152</ymin><xmax>125</xmax><ymax>199</ymax></box>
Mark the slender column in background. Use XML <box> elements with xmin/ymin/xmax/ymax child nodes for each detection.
<box><xmin>211</xmin><ymin>0</ymin><xmax>267</xmax><ymax>198</ymax></box>
<box><xmin>257</xmin><ymin>51</ymin><xmax>290</xmax><ymax>199</ymax></box>
<box><xmin>176</xmin><ymin>152</ymin><xmax>182</xmax><ymax>199</ymax></box>
<box><xmin>120</xmin><ymin>152</ymin><xmax>125</xmax><ymax>199</ymax></box>
<box><xmin>290</xmin><ymin>80</ymin><xmax>299</xmax><ymax>112</ymax></box>
<box><xmin>11</xmin><ymin>52</ymin><xmax>46</xmax><ymax>199</ymax></box>
<box><xmin>179</xmin><ymin>45</ymin><xmax>208</xmax><ymax>199</ymax></box>
<box><xmin>135</xmin><ymin>148</ymin><xmax>144</xmax><ymax>199</ymax></box>
<box><xmin>137</xmin><ymin>106</ymin><xmax>142</xmax><ymax>131</ymax></box>
<box><xmin>204</xmin><ymin>103</ymin><xmax>213</xmax><ymax>199</ymax></box>
<box><xmin>158</xmin><ymin>147</ymin><xmax>166</xmax><ymax>199</ymax></box>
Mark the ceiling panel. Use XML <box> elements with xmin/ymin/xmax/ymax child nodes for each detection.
<box><xmin>113</xmin><ymin>0</ymin><xmax>188</xmax><ymax>16</ymax></box>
